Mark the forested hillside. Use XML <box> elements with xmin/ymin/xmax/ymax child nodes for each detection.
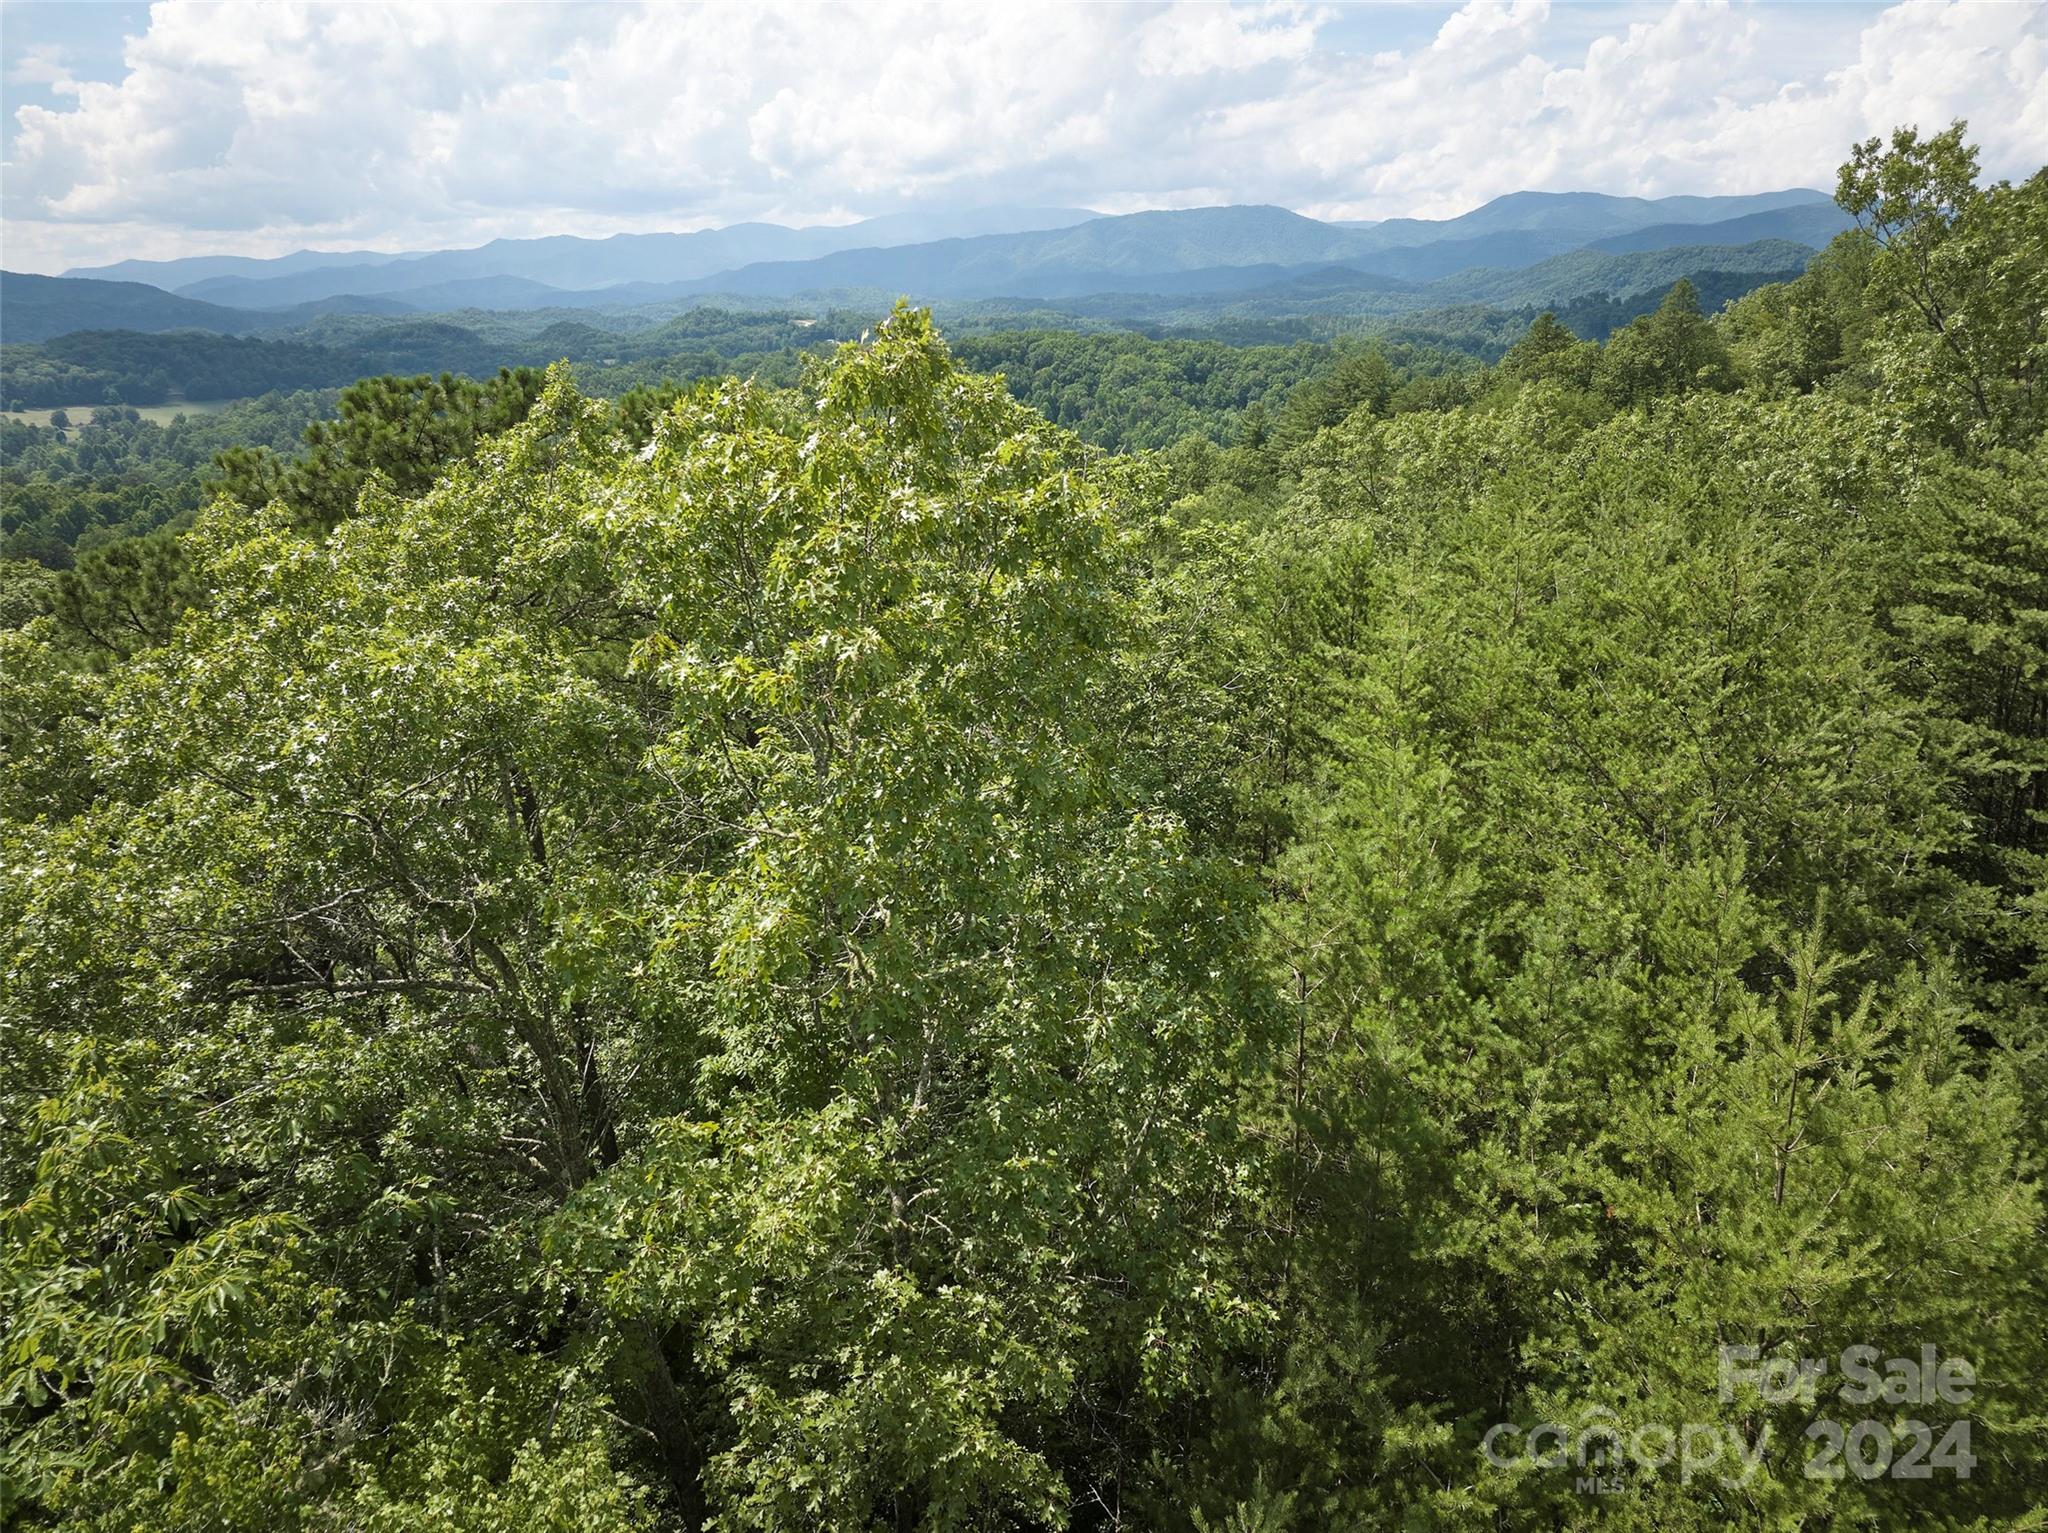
<box><xmin>2</xmin><ymin>125</ymin><xmax>2044</xmax><ymax>1532</ymax></box>
<box><xmin>37</xmin><ymin>188</ymin><xmax>1826</xmax><ymax>315</ymax></box>
<box><xmin>0</xmin><ymin>274</ymin><xmax>284</xmax><ymax>344</ymax></box>
<box><xmin>0</xmin><ymin>280</ymin><xmax>1839</xmax><ymax>569</ymax></box>
<box><xmin>0</xmin><ymin>247</ymin><xmax>1796</xmax><ymax>414</ymax></box>
<box><xmin>2</xmin><ymin>183</ymin><xmax>1846</xmax><ymax>400</ymax></box>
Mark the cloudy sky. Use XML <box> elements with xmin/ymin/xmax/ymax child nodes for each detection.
<box><xmin>3</xmin><ymin>0</ymin><xmax>2043</xmax><ymax>274</ymax></box>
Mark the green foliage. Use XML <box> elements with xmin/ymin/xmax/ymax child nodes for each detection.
<box><xmin>1719</xmin><ymin>230</ymin><xmax>1879</xmax><ymax>396</ymax></box>
<box><xmin>1</xmin><ymin>392</ymin><xmax>336</xmax><ymax>565</ymax></box>
<box><xmin>47</xmin><ymin>531</ymin><xmax>201</xmax><ymax>662</ymax></box>
<box><xmin>940</xmin><ymin>331</ymin><xmax>1478</xmax><ymax>458</ymax></box>
<box><xmin>1541</xmin><ymin>263</ymin><xmax>1812</xmax><ymax>342</ymax></box>
<box><xmin>2</xmin><ymin>122</ymin><xmax>2042</xmax><ymax>1530</ymax></box>
<box><xmin>0</xmin><ymin>558</ymin><xmax>57</xmax><ymax>627</ymax></box>
<box><xmin>1206</xmin><ymin>383</ymin><xmax>2041</xmax><ymax>1526</ymax></box>
<box><xmin>950</xmin><ymin>330</ymin><xmax>1325</xmax><ymax>451</ymax></box>
<box><xmin>0</xmin><ymin>329</ymin><xmax>359</xmax><ymax>408</ymax></box>
<box><xmin>1838</xmin><ymin>121</ymin><xmax>2047</xmax><ymax>446</ymax></box>
<box><xmin>1442</xmin><ymin>240</ymin><xmax>1813</xmax><ymax>312</ymax></box>
<box><xmin>3</xmin><ymin>311</ymin><xmax>1264</xmax><ymax>1529</ymax></box>
<box><xmin>1874</xmin><ymin>441</ymin><xmax>2048</xmax><ymax>1121</ymax></box>
<box><xmin>1272</xmin><ymin>345</ymin><xmax>1397</xmax><ymax>448</ymax></box>
<box><xmin>0</xmin><ymin>308</ymin><xmax>864</xmax><ymax>418</ymax></box>
<box><xmin>1592</xmin><ymin>279</ymin><xmax>1736</xmax><ymax>405</ymax></box>
<box><xmin>214</xmin><ymin>368</ymin><xmax>546</xmax><ymax>527</ymax></box>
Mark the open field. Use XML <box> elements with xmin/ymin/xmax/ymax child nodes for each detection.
<box><xmin>2</xmin><ymin>398</ymin><xmax>244</xmax><ymax>428</ymax></box>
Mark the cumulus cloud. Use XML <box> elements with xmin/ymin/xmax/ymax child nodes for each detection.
<box><xmin>1</xmin><ymin>0</ymin><xmax>2041</xmax><ymax>271</ymax></box>
<box><xmin>1135</xmin><ymin>3</ymin><xmax>1324</xmax><ymax>78</ymax></box>
<box><xmin>7</xmin><ymin>44</ymin><xmax>78</xmax><ymax>91</ymax></box>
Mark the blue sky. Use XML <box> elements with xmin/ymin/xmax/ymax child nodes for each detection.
<box><xmin>3</xmin><ymin>0</ymin><xmax>2041</xmax><ymax>273</ymax></box>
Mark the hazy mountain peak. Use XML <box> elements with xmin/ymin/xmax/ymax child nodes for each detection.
<box><xmin>6</xmin><ymin>185</ymin><xmax>1849</xmax><ymax>337</ymax></box>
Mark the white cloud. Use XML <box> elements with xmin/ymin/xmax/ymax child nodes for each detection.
<box><xmin>1</xmin><ymin>0</ymin><xmax>2041</xmax><ymax>272</ymax></box>
<box><xmin>1135</xmin><ymin>3</ymin><xmax>1324</xmax><ymax>78</ymax></box>
<box><xmin>7</xmin><ymin>43</ymin><xmax>77</xmax><ymax>91</ymax></box>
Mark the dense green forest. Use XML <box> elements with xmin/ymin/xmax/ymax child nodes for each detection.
<box><xmin>4</xmin><ymin>326</ymin><xmax>1469</xmax><ymax>565</ymax></box>
<box><xmin>0</xmin><ymin>250</ymin><xmax>1795</xmax><ymax>417</ymax></box>
<box><xmin>0</xmin><ymin>309</ymin><xmax>872</xmax><ymax>412</ymax></box>
<box><xmin>0</xmin><ymin>394</ymin><xmax>341</xmax><ymax>565</ymax></box>
<box><xmin>2</xmin><ymin>125</ymin><xmax>2044</xmax><ymax>1531</ymax></box>
<box><xmin>0</xmin><ymin>273</ymin><xmax>1873</xmax><ymax>570</ymax></box>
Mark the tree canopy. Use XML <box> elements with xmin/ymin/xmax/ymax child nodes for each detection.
<box><xmin>3</xmin><ymin>125</ymin><xmax>2044</xmax><ymax>1531</ymax></box>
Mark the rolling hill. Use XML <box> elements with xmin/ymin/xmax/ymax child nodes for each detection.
<box><xmin>1431</xmin><ymin>239</ymin><xmax>1817</xmax><ymax>308</ymax></box>
<box><xmin>1587</xmin><ymin>201</ymin><xmax>1855</xmax><ymax>254</ymax></box>
<box><xmin>0</xmin><ymin>272</ymin><xmax>277</xmax><ymax>343</ymax></box>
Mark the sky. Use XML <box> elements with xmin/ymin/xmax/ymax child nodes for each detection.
<box><xmin>2</xmin><ymin>0</ymin><xmax>2044</xmax><ymax>275</ymax></box>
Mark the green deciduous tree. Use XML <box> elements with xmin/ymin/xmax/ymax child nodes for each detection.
<box><xmin>1838</xmin><ymin>121</ymin><xmax>2048</xmax><ymax>446</ymax></box>
<box><xmin>1718</xmin><ymin>231</ymin><xmax>1879</xmax><ymax>397</ymax></box>
<box><xmin>2</xmin><ymin>310</ymin><xmax>1265</xmax><ymax>1531</ymax></box>
<box><xmin>1595</xmin><ymin>279</ymin><xmax>1737</xmax><ymax>406</ymax></box>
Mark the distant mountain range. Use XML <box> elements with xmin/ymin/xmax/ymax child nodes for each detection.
<box><xmin>4</xmin><ymin>189</ymin><xmax>1851</xmax><ymax>346</ymax></box>
<box><xmin>64</xmin><ymin>207</ymin><xmax>1103</xmax><ymax>310</ymax></box>
<box><xmin>58</xmin><ymin>246</ymin><xmax>409</xmax><ymax>292</ymax></box>
<box><xmin>655</xmin><ymin>197</ymin><xmax>1847</xmax><ymax>302</ymax></box>
<box><xmin>1340</xmin><ymin>187</ymin><xmax>1828</xmax><ymax>242</ymax></box>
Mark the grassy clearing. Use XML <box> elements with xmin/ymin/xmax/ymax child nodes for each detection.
<box><xmin>3</xmin><ymin>398</ymin><xmax>245</xmax><ymax>428</ymax></box>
